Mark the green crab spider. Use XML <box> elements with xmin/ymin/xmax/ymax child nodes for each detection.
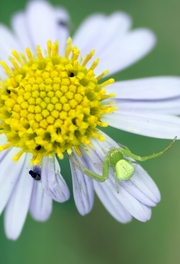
<box><xmin>70</xmin><ymin>137</ymin><xmax>176</xmax><ymax>183</ymax></box>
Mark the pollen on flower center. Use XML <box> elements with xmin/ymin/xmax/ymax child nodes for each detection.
<box><xmin>0</xmin><ymin>38</ymin><xmax>116</xmax><ymax>164</ymax></box>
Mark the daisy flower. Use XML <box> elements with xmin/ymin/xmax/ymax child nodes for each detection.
<box><xmin>0</xmin><ymin>0</ymin><xmax>179</xmax><ymax>240</ymax></box>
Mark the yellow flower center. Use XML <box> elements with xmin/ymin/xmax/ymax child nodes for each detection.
<box><xmin>0</xmin><ymin>38</ymin><xmax>116</xmax><ymax>164</ymax></box>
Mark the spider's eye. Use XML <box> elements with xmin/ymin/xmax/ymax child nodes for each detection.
<box><xmin>29</xmin><ymin>170</ymin><xmax>41</xmax><ymax>181</ymax></box>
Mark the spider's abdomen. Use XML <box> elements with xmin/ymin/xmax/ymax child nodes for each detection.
<box><xmin>115</xmin><ymin>160</ymin><xmax>134</xmax><ymax>180</ymax></box>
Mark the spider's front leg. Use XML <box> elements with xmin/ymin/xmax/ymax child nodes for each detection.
<box><xmin>69</xmin><ymin>153</ymin><xmax>111</xmax><ymax>182</ymax></box>
<box><xmin>119</xmin><ymin>137</ymin><xmax>176</xmax><ymax>162</ymax></box>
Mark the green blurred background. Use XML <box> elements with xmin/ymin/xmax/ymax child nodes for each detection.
<box><xmin>0</xmin><ymin>0</ymin><xmax>180</xmax><ymax>263</ymax></box>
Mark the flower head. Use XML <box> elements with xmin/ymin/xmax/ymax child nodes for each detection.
<box><xmin>0</xmin><ymin>0</ymin><xmax>176</xmax><ymax>240</ymax></box>
<box><xmin>0</xmin><ymin>38</ymin><xmax>115</xmax><ymax>164</ymax></box>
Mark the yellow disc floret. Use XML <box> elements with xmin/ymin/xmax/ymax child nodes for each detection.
<box><xmin>0</xmin><ymin>38</ymin><xmax>116</xmax><ymax>164</ymax></box>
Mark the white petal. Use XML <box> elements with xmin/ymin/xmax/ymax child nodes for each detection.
<box><xmin>103</xmin><ymin>111</ymin><xmax>180</xmax><ymax>139</ymax></box>
<box><xmin>119</xmin><ymin>163</ymin><xmax>160</xmax><ymax>207</ymax></box>
<box><xmin>0</xmin><ymin>71</ymin><xmax>6</xmax><ymax>79</ymax></box>
<box><xmin>0</xmin><ymin>134</ymin><xmax>7</xmax><ymax>144</ymax></box>
<box><xmin>119</xmin><ymin>181</ymin><xmax>156</xmax><ymax>207</ymax></box>
<box><xmin>25</xmin><ymin>0</ymin><xmax>59</xmax><ymax>50</ymax></box>
<box><xmin>30</xmin><ymin>180</ymin><xmax>52</xmax><ymax>221</ymax></box>
<box><xmin>115</xmin><ymin>99</ymin><xmax>180</xmax><ymax>115</ymax></box>
<box><xmin>105</xmin><ymin>177</ymin><xmax>152</xmax><ymax>222</ymax></box>
<box><xmin>95</xmin><ymin>29</ymin><xmax>156</xmax><ymax>76</ymax></box>
<box><xmin>41</xmin><ymin>156</ymin><xmax>70</xmax><ymax>202</ymax></box>
<box><xmin>106</xmin><ymin>77</ymin><xmax>180</xmax><ymax>114</ymax></box>
<box><xmin>73</xmin><ymin>12</ymin><xmax>131</xmax><ymax>56</ymax></box>
<box><xmin>93</xmin><ymin>12</ymin><xmax>132</xmax><ymax>55</ymax></box>
<box><xmin>11</xmin><ymin>11</ymin><xmax>35</xmax><ymax>52</ymax></box>
<box><xmin>0</xmin><ymin>147</ymin><xmax>25</xmax><ymax>214</ymax></box>
<box><xmin>72</xmin><ymin>14</ymin><xmax>106</xmax><ymax>53</ymax></box>
<box><xmin>94</xmin><ymin>181</ymin><xmax>132</xmax><ymax>223</ymax></box>
<box><xmin>130</xmin><ymin>164</ymin><xmax>161</xmax><ymax>204</ymax></box>
<box><xmin>106</xmin><ymin>77</ymin><xmax>180</xmax><ymax>100</ymax></box>
<box><xmin>54</xmin><ymin>7</ymin><xmax>70</xmax><ymax>54</ymax></box>
<box><xmin>4</xmin><ymin>153</ymin><xmax>33</xmax><ymax>240</ymax></box>
<box><xmin>0</xmin><ymin>24</ymin><xmax>21</xmax><ymax>61</ymax></box>
<box><xmin>69</xmin><ymin>151</ymin><xmax>94</xmax><ymax>216</ymax></box>
<box><xmin>10</xmin><ymin>3</ymin><xmax>70</xmax><ymax>54</ymax></box>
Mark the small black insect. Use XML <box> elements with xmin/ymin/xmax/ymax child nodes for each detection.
<box><xmin>36</xmin><ymin>145</ymin><xmax>41</xmax><ymax>151</ymax></box>
<box><xmin>29</xmin><ymin>170</ymin><xmax>41</xmax><ymax>181</ymax></box>
<box><xmin>57</xmin><ymin>19</ymin><xmax>69</xmax><ymax>28</ymax></box>
<box><xmin>68</xmin><ymin>72</ymin><xmax>74</xmax><ymax>77</ymax></box>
